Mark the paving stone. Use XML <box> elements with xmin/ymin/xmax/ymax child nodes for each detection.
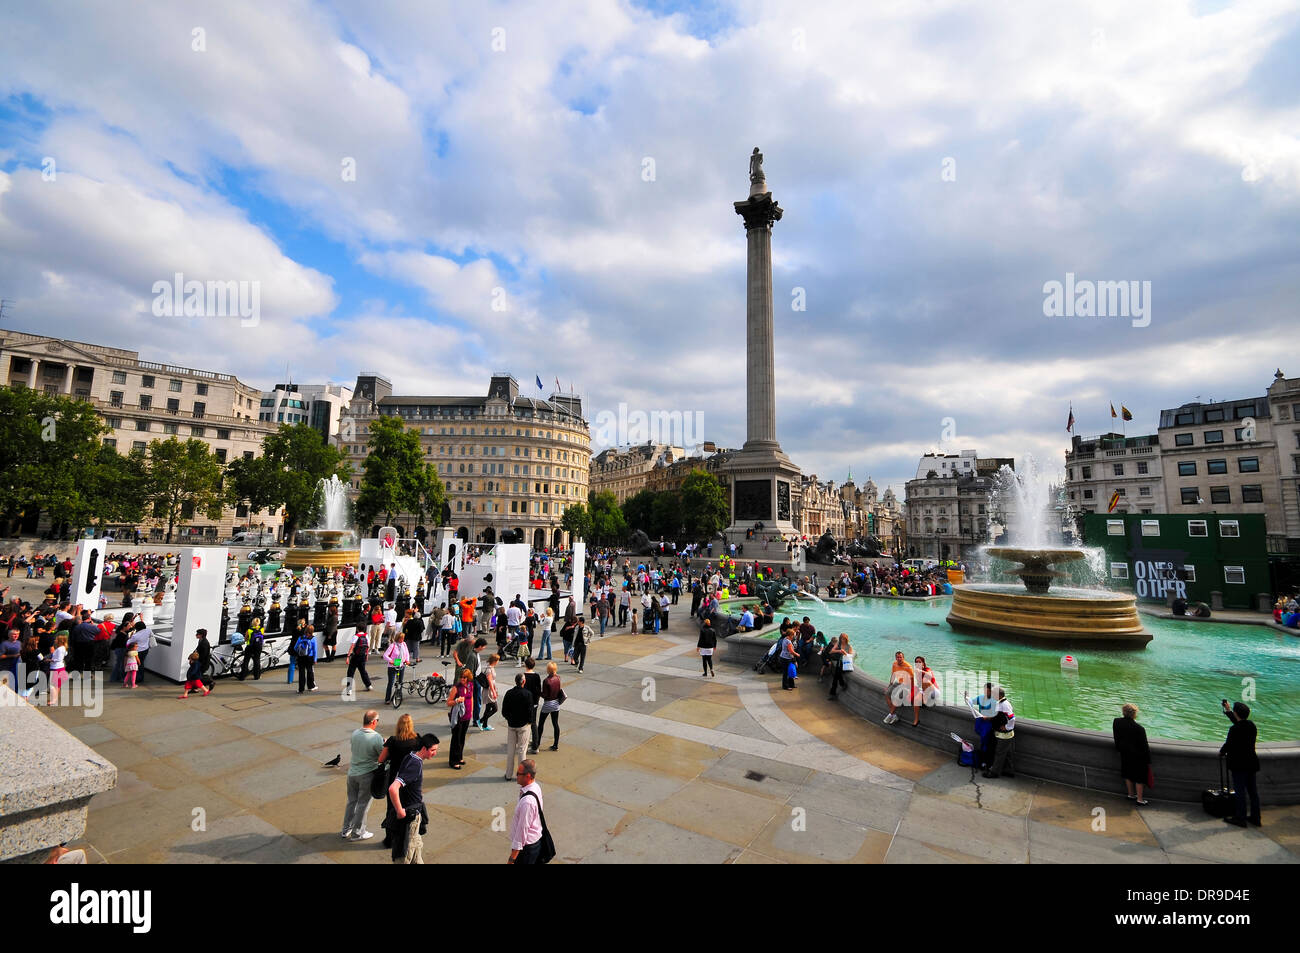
<box><xmin>896</xmin><ymin>793</ymin><xmax>1029</xmax><ymax>863</ymax></box>
<box><xmin>622</xmin><ymin>734</ymin><xmax>728</xmax><ymax>781</ymax></box>
<box><xmin>560</xmin><ymin>721</ymin><xmax>656</xmax><ymax>758</ymax></box>
<box><xmin>647</xmin><ymin>779</ymin><xmax>783</xmax><ymax>846</ymax></box>
<box><xmin>581</xmin><ymin>816</ymin><xmax>738</xmax><ymax>864</ymax></box>
<box><xmin>137</xmin><ymin>720</ymin><xmax>253</xmax><ymax>758</ymax></box>
<box><xmin>702</xmin><ymin>751</ymin><xmax>813</xmax><ymax>800</ymax></box>
<box><xmin>205</xmin><ymin>753</ymin><xmax>340</xmax><ymax>804</ymax></box>
<box><xmin>1027</xmin><ymin>820</ymin><xmax>1170</xmax><ymax>864</ymax></box>
<box><xmin>572</xmin><ymin>763</ymin><xmax>691</xmax><ymax>812</ymax></box>
<box><xmin>749</xmin><ymin>808</ymin><xmax>876</xmax><ymax>863</ymax></box>
<box><xmin>789</xmin><ymin>770</ymin><xmax>912</xmax><ymax>833</ymax></box>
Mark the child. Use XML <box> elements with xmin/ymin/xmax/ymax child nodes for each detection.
<box><xmin>124</xmin><ymin>644</ymin><xmax>140</xmax><ymax>688</ymax></box>
<box><xmin>48</xmin><ymin>634</ymin><xmax>68</xmax><ymax>706</ymax></box>
<box><xmin>179</xmin><ymin>651</ymin><xmax>209</xmax><ymax>699</ymax></box>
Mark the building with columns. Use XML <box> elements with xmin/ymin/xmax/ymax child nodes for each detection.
<box><xmin>0</xmin><ymin>327</ymin><xmax>281</xmax><ymax>540</ymax></box>
<box><xmin>905</xmin><ymin>453</ymin><xmax>1014</xmax><ymax>561</ymax></box>
<box><xmin>591</xmin><ymin>442</ymin><xmax>684</xmax><ymax>503</ymax></box>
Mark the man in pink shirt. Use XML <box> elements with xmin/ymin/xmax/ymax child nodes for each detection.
<box><xmin>507</xmin><ymin>759</ymin><xmax>548</xmax><ymax>864</ymax></box>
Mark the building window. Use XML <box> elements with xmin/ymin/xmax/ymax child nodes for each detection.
<box><xmin>105</xmin><ymin>417</ymin><xmax>122</xmax><ymax>429</ymax></box>
<box><xmin>1188</xmin><ymin>520</ymin><xmax>1208</xmax><ymax>537</ymax></box>
<box><xmin>132</xmin><ymin>440</ymin><xmax>146</xmax><ymax>452</ymax></box>
<box><xmin>1067</xmin><ymin>468</ymin><xmax>1073</xmax><ymax>480</ymax></box>
<box><xmin>1224</xmin><ymin>566</ymin><xmax>1245</xmax><ymax>585</ymax></box>
<box><xmin>135</xmin><ymin>420</ymin><xmax>149</xmax><ymax>432</ymax></box>
<box><xmin>1203</xmin><ymin>430</ymin><xmax>1223</xmax><ymax>444</ymax></box>
<box><xmin>109</xmin><ymin>391</ymin><xmax>124</xmax><ymax>408</ymax></box>
<box><xmin>196</xmin><ymin>383</ymin><xmax>208</xmax><ymax>396</ymax></box>
<box><xmin>139</xmin><ymin>395</ymin><xmax>152</xmax><ymax>410</ymax></box>
<box><xmin>1178</xmin><ymin>462</ymin><xmax>1196</xmax><ymax>476</ymax></box>
<box><xmin>1174</xmin><ymin>433</ymin><xmax>1193</xmax><ymax>446</ymax></box>
<box><xmin>191</xmin><ymin>426</ymin><xmax>205</xmax><ymax>438</ymax></box>
<box><xmin>193</xmin><ymin>402</ymin><xmax>206</xmax><ymax>419</ymax></box>
<box><xmin>1083</xmin><ymin>489</ymin><xmax>1093</xmax><ymax>499</ymax></box>
<box><xmin>1175</xmin><ymin>412</ymin><xmax>1194</xmax><ymax>425</ymax></box>
<box><xmin>166</xmin><ymin>398</ymin><xmax>180</xmax><ymax>414</ymax></box>
<box><xmin>1237</xmin><ymin>457</ymin><xmax>1259</xmax><ymax>473</ymax></box>
<box><xmin>1210</xmin><ymin>487</ymin><xmax>1230</xmax><ymax>504</ymax></box>
<box><xmin>1206</xmin><ymin>459</ymin><xmax>1227</xmax><ymax>474</ymax></box>
<box><xmin>217</xmin><ymin>429</ymin><xmax>230</xmax><ymax>440</ymax></box>
<box><xmin>1241</xmin><ymin>484</ymin><xmax>1263</xmax><ymax>503</ymax></box>
<box><xmin>1140</xmin><ymin>520</ymin><xmax>1159</xmax><ymax>536</ymax></box>
<box><xmin>215</xmin><ymin>449</ymin><xmax>227</xmax><ymax>463</ymax></box>
<box><xmin>141</xmin><ymin>375</ymin><xmax>154</xmax><ymax>388</ymax></box>
<box><xmin>1139</xmin><ymin>487</ymin><xmax>1151</xmax><ymax>496</ymax></box>
<box><xmin>1219</xmin><ymin>520</ymin><xmax>1240</xmax><ymax>538</ymax></box>
<box><xmin>102</xmin><ymin>438</ymin><xmax>117</xmax><ymax>449</ymax></box>
<box><xmin>163</xmin><ymin>423</ymin><xmax>178</xmax><ymax>435</ymax></box>
<box><xmin>1106</xmin><ymin>520</ymin><xmax>1124</xmax><ymax>535</ymax></box>
<box><xmin>111</xmin><ymin>370</ymin><xmax>127</xmax><ymax>384</ymax></box>
<box><xmin>1234</xmin><ymin>405</ymin><xmax>1253</xmax><ymax>419</ymax></box>
<box><xmin>1233</xmin><ymin>427</ymin><xmax>1248</xmax><ymax>441</ymax></box>
<box><xmin>1112</xmin><ymin>463</ymin><xmax>1124</xmax><ymax>476</ymax></box>
<box><xmin>169</xmin><ymin>379</ymin><xmax>183</xmax><ymax>392</ymax></box>
<box><xmin>1136</xmin><ymin>462</ymin><xmax>1148</xmax><ymax>474</ymax></box>
<box><xmin>1081</xmin><ymin>466</ymin><xmax>1092</xmax><ymax>479</ymax></box>
<box><xmin>1110</xmin><ymin>562</ymin><xmax>1129</xmax><ymax>580</ymax></box>
<box><xmin>1204</xmin><ymin>408</ymin><xmax>1224</xmax><ymax>422</ymax></box>
<box><xmin>1183</xmin><ymin>565</ymin><xmax>1196</xmax><ymax>583</ymax></box>
<box><xmin>1180</xmin><ymin>488</ymin><xmax>1199</xmax><ymax>505</ymax></box>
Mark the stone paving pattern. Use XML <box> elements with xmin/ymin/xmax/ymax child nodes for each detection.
<box><xmin>38</xmin><ymin>626</ymin><xmax>1300</xmax><ymax>864</ymax></box>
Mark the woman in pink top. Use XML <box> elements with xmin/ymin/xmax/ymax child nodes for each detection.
<box><xmin>383</xmin><ymin>631</ymin><xmax>410</xmax><ymax>705</ymax></box>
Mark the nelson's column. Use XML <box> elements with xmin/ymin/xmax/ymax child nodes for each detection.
<box><xmin>722</xmin><ymin>147</ymin><xmax>802</xmax><ymax>547</ymax></box>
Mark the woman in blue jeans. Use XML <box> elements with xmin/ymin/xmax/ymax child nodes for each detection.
<box><xmin>537</xmin><ymin>609</ymin><xmax>554</xmax><ymax>660</ymax></box>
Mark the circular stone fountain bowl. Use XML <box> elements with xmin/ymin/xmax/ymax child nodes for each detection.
<box><xmin>283</xmin><ymin>529</ymin><xmax>359</xmax><ymax>571</ymax></box>
<box><xmin>947</xmin><ymin>583</ymin><xmax>1152</xmax><ymax>646</ymax></box>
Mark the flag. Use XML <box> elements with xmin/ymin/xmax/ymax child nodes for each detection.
<box><xmin>1121</xmin><ymin>405</ymin><xmax>1133</xmax><ymax>421</ymax></box>
<box><xmin>1107</xmin><ymin>490</ymin><xmax>1121</xmax><ymax>512</ymax></box>
<box><xmin>535</xmin><ymin>375</ymin><xmax>543</xmax><ymax>391</ymax></box>
<box><xmin>1110</xmin><ymin>402</ymin><xmax>1117</xmax><ymax>418</ymax></box>
<box><xmin>1066</xmin><ymin>407</ymin><xmax>1075</xmax><ymax>433</ymax></box>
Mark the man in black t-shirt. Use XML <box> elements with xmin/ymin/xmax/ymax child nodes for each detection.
<box><xmin>389</xmin><ymin>732</ymin><xmax>439</xmax><ymax>864</ymax></box>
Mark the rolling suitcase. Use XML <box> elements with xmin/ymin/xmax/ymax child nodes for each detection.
<box><xmin>1202</xmin><ymin>757</ymin><xmax>1235</xmax><ymax>818</ymax></box>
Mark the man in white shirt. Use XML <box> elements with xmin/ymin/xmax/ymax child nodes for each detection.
<box><xmin>983</xmin><ymin>687</ymin><xmax>1017</xmax><ymax>779</ymax></box>
<box><xmin>506</xmin><ymin>601</ymin><xmax>524</xmax><ymax>642</ymax></box>
<box><xmin>508</xmin><ymin>759</ymin><xmax>547</xmax><ymax>864</ymax></box>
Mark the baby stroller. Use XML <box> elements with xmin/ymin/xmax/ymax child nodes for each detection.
<box><xmin>754</xmin><ymin>639</ymin><xmax>784</xmax><ymax>674</ymax></box>
<box><xmin>501</xmin><ymin>629</ymin><xmax>531</xmax><ymax>667</ymax></box>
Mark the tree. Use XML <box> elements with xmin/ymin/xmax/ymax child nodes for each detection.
<box><xmin>651</xmin><ymin>491</ymin><xmax>683</xmax><ymax>539</ymax></box>
<box><xmin>621</xmin><ymin>489</ymin><xmax>656</xmax><ymax>537</ymax></box>
<box><xmin>142</xmin><ymin>438</ymin><xmax>225</xmax><ymax>542</ymax></box>
<box><xmin>561</xmin><ymin>502</ymin><xmax>592</xmax><ymax>542</ymax></box>
<box><xmin>353</xmin><ymin>415</ymin><xmax>425</xmax><ymax>529</ymax></box>
<box><xmin>224</xmin><ymin>424</ymin><xmax>348</xmax><ymax>541</ymax></box>
<box><xmin>588</xmin><ymin>491</ymin><xmax>627</xmax><ymax>546</ymax></box>
<box><xmin>681</xmin><ymin>469</ymin><xmax>730</xmax><ymax>538</ymax></box>
<box><xmin>0</xmin><ymin>388</ymin><xmax>108</xmax><ymax>534</ymax></box>
<box><xmin>412</xmin><ymin>462</ymin><xmax>448</xmax><ymax>530</ymax></box>
<box><xmin>83</xmin><ymin>445</ymin><xmax>150</xmax><ymax>529</ymax></box>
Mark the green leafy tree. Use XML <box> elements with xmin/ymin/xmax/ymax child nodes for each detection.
<box><xmin>588</xmin><ymin>491</ymin><xmax>627</xmax><ymax>546</ymax></box>
<box><xmin>412</xmin><ymin>462</ymin><xmax>448</xmax><ymax>529</ymax></box>
<box><xmin>681</xmin><ymin>469</ymin><xmax>730</xmax><ymax>538</ymax></box>
<box><xmin>0</xmin><ymin>388</ymin><xmax>108</xmax><ymax>534</ymax></box>
<box><xmin>621</xmin><ymin>489</ymin><xmax>656</xmax><ymax>537</ymax></box>
<box><xmin>354</xmin><ymin>416</ymin><xmax>425</xmax><ymax>529</ymax></box>
<box><xmin>561</xmin><ymin>502</ymin><xmax>592</xmax><ymax>542</ymax></box>
<box><xmin>84</xmin><ymin>445</ymin><xmax>150</xmax><ymax>529</ymax></box>
<box><xmin>142</xmin><ymin>438</ymin><xmax>225</xmax><ymax>542</ymax></box>
<box><xmin>651</xmin><ymin>491</ymin><xmax>683</xmax><ymax>539</ymax></box>
<box><xmin>224</xmin><ymin>424</ymin><xmax>348</xmax><ymax>541</ymax></box>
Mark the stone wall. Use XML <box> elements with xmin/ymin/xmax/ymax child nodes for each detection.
<box><xmin>722</xmin><ymin>634</ymin><xmax>1300</xmax><ymax>806</ymax></box>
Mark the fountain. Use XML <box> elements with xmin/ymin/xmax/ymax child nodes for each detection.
<box><xmin>946</xmin><ymin>457</ymin><xmax>1152</xmax><ymax>646</ymax></box>
<box><xmin>282</xmin><ymin>475</ymin><xmax>361</xmax><ymax>571</ymax></box>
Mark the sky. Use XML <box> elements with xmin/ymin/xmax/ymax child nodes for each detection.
<box><xmin>1</xmin><ymin>0</ymin><xmax>1297</xmax><ymax>499</ymax></box>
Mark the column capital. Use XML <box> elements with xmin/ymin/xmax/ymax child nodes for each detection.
<box><xmin>734</xmin><ymin>193</ymin><xmax>783</xmax><ymax>231</ymax></box>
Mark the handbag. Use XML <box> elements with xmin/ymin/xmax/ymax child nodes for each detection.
<box><xmin>556</xmin><ymin>688</ymin><xmax>566</xmax><ymax>706</ymax></box>
<box><xmin>370</xmin><ymin>765</ymin><xmax>388</xmax><ymax>800</ymax></box>
<box><xmin>841</xmin><ymin>656</ymin><xmax>854</xmax><ymax>672</ymax></box>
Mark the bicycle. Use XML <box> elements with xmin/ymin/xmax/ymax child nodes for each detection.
<box><xmin>205</xmin><ymin>640</ymin><xmax>284</xmax><ymax>680</ymax></box>
<box><xmin>391</xmin><ymin>661</ymin><xmax>449</xmax><ymax>709</ymax></box>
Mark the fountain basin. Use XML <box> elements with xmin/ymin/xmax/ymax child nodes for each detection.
<box><xmin>948</xmin><ymin>583</ymin><xmax>1152</xmax><ymax>646</ymax></box>
<box><xmin>284</xmin><ymin>530</ymin><xmax>358</xmax><ymax>571</ymax></box>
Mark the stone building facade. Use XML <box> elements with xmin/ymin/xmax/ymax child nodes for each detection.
<box><xmin>590</xmin><ymin>442</ymin><xmax>684</xmax><ymax>503</ymax></box>
<box><xmin>0</xmin><ymin>327</ymin><xmax>281</xmax><ymax>541</ymax></box>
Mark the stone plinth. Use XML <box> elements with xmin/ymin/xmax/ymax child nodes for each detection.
<box><xmin>0</xmin><ymin>685</ymin><xmax>117</xmax><ymax>862</ymax></box>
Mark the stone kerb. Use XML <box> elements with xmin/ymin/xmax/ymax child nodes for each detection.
<box><xmin>0</xmin><ymin>684</ymin><xmax>118</xmax><ymax>862</ymax></box>
<box><xmin>722</xmin><ymin>633</ymin><xmax>1300</xmax><ymax>806</ymax></box>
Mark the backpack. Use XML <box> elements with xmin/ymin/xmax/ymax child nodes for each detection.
<box><xmin>353</xmin><ymin>635</ymin><xmax>368</xmax><ymax>656</ymax></box>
